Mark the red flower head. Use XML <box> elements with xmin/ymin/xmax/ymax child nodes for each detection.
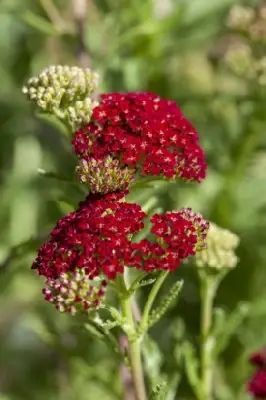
<box><xmin>129</xmin><ymin>208</ymin><xmax>209</xmax><ymax>273</ymax></box>
<box><xmin>247</xmin><ymin>370</ymin><xmax>266</xmax><ymax>398</ymax></box>
<box><xmin>32</xmin><ymin>190</ymin><xmax>146</xmax><ymax>281</ymax></box>
<box><xmin>73</xmin><ymin>92</ymin><xmax>207</xmax><ymax>193</ymax></box>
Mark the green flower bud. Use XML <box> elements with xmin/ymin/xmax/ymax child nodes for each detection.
<box><xmin>195</xmin><ymin>222</ymin><xmax>240</xmax><ymax>270</ymax></box>
<box><xmin>22</xmin><ymin>65</ymin><xmax>99</xmax><ymax>129</ymax></box>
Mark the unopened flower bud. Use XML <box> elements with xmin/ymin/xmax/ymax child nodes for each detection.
<box><xmin>76</xmin><ymin>156</ymin><xmax>136</xmax><ymax>194</ymax></box>
<box><xmin>42</xmin><ymin>270</ymin><xmax>107</xmax><ymax>315</ymax></box>
<box><xmin>22</xmin><ymin>65</ymin><xmax>99</xmax><ymax>129</ymax></box>
<box><xmin>224</xmin><ymin>42</ymin><xmax>255</xmax><ymax>78</ymax></box>
<box><xmin>227</xmin><ymin>5</ymin><xmax>255</xmax><ymax>30</ymax></box>
<box><xmin>195</xmin><ymin>222</ymin><xmax>239</xmax><ymax>270</ymax></box>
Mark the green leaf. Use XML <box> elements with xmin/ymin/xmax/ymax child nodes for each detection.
<box><xmin>0</xmin><ymin>233</ymin><xmax>47</xmax><ymax>275</ymax></box>
<box><xmin>212</xmin><ymin>307</ymin><xmax>226</xmax><ymax>338</ymax></box>
<box><xmin>165</xmin><ymin>375</ymin><xmax>180</xmax><ymax>400</ymax></box>
<box><xmin>129</xmin><ymin>278</ymin><xmax>156</xmax><ymax>295</ymax></box>
<box><xmin>148</xmin><ymin>280</ymin><xmax>184</xmax><ymax>328</ymax></box>
<box><xmin>215</xmin><ymin>302</ymin><xmax>250</xmax><ymax>356</ymax></box>
<box><xmin>56</xmin><ymin>199</ymin><xmax>76</xmax><ymax>215</ymax></box>
<box><xmin>36</xmin><ymin>112</ymin><xmax>70</xmax><ymax>136</ymax></box>
<box><xmin>84</xmin><ymin>323</ymin><xmax>106</xmax><ymax>340</ymax></box>
<box><xmin>99</xmin><ymin>305</ymin><xmax>126</xmax><ymax>327</ymax></box>
<box><xmin>37</xmin><ymin>168</ymin><xmax>74</xmax><ymax>183</ymax></box>
<box><xmin>149</xmin><ymin>381</ymin><xmax>168</xmax><ymax>400</ymax></box>
<box><xmin>21</xmin><ymin>11</ymin><xmax>60</xmax><ymax>36</ymax></box>
<box><xmin>183</xmin><ymin>341</ymin><xmax>201</xmax><ymax>399</ymax></box>
<box><xmin>143</xmin><ymin>336</ymin><xmax>163</xmax><ymax>386</ymax></box>
<box><xmin>130</xmin><ymin>177</ymin><xmax>167</xmax><ymax>190</ymax></box>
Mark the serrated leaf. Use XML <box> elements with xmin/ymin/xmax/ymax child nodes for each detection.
<box><xmin>99</xmin><ymin>305</ymin><xmax>126</xmax><ymax>326</ymax></box>
<box><xmin>166</xmin><ymin>375</ymin><xmax>180</xmax><ymax>400</ymax></box>
<box><xmin>183</xmin><ymin>341</ymin><xmax>201</xmax><ymax>399</ymax></box>
<box><xmin>21</xmin><ymin>11</ymin><xmax>61</xmax><ymax>36</ymax></box>
<box><xmin>215</xmin><ymin>302</ymin><xmax>250</xmax><ymax>356</ymax></box>
<box><xmin>84</xmin><ymin>323</ymin><xmax>106</xmax><ymax>340</ymax></box>
<box><xmin>129</xmin><ymin>278</ymin><xmax>156</xmax><ymax>295</ymax></box>
<box><xmin>149</xmin><ymin>381</ymin><xmax>168</xmax><ymax>400</ymax></box>
<box><xmin>85</xmin><ymin>320</ymin><xmax>121</xmax><ymax>357</ymax></box>
<box><xmin>148</xmin><ymin>280</ymin><xmax>183</xmax><ymax>328</ymax></box>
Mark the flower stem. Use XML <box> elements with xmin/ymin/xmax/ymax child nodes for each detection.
<box><xmin>119</xmin><ymin>274</ymin><xmax>147</xmax><ymax>400</ymax></box>
<box><xmin>140</xmin><ymin>271</ymin><xmax>169</xmax><ymax>332</ymax></box>
<box><xmin>199</xmin><ymin>273</ymin><xmax>218</xmax><ymax>400</ymax></box>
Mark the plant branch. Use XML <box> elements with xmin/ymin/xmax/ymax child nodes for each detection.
<box><xmin>199</xmin><ymin>273</ymin><xmax>219</xmax><ymax>400</ymax></box>
<box><xmin>139</xmin><ymin>271</ymin><xmax>169</xmax><ymax>333</ymax></box>
<box><xmin>39</xmin><ymin>0</ymin><xmax>70</xmax><ymax>33</ymax></box>
<box><xmin>118</xmin><ymin>272</ymin><xmax>147</xmax><ymax>400</ymax></box>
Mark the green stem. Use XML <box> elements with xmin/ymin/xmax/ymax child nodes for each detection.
<box><xmin>199</xmin><ymin>274</ymin><xmax>218</xmax><ymax>400</ymax></box>
<box><xmin>140</xmin><ymin>271</ymin><xmax>169</xmax><ymax>332</ymax></box>
<box><xmin>119</xmin><ymin>274</ymin><xmax>147</xmax><ymax>400</ymax></box>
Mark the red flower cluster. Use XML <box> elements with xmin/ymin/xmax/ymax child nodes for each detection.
<box><xmin>73</xmin><ymin>92</ymin><xmax>207</xmax><ymax>190</ymax></box>
<box><xmin>32</xmin><ymin>190</ymin><xmax>146</xmax><ymax>280</ymax></box>
<box><xmin>129</xmin><ymin>209</ymin><xmax>209</xmax><ymax>272</ymax></box>
<box><xmin>32</xmin><ymin>191</ymin><xmax>209</xmax><ymax>280</ymax></box>
<box><xmin>248</xmin><ymin>348</ymin><xmax>266</xmax><ymax>398</ymax></box>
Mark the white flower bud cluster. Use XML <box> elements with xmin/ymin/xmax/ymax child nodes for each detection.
<box><xmin>76</xmin><ymin>156</ymin><xmax>136</xmax><ymax>194</ymax></box>
<box><xmin>227</xmin><ymin>5</ymin><xmax>255</xmax><ymax>31</ymax></box>
<box><xmin>195</xmin><ymin>222</ymin><xmax>240</xmax><ymax>270</ymax></box>
<box><xmin>225</xmin><ymin>4</ymin><xmax>266</xmax><ymax>86</ymax></box>
<box><xmin>224</xmin><ymin>42</ymin><xmax>266</xmax><ymax>86</ymax></box>
<box><xmin>224</xmin><ymin>42</ymin><xmax>255</xmax><ymax>78</ymax></box>
<box><xmin>42</xmin><ymin>270</ymin><xmax>107</xmax><ymax>315</ymax></box>
<box><xmin>22</xmin><ymin>65</ymin><xmax>99</xmax><ymax>128</ymax></box>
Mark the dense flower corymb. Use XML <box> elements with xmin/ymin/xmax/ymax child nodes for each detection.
<box><xmin>129</xmin><ymin>208</ymin><xmax>209</xmax><ymax>272</ymax></box>
<box><xmin>73</xmin><ymin>92</ymin><xmax>207</xmax><ymax>193</ymax></box>
<box><xmin>32</xmin><ymin>190</ymin><xmax>146</xmax><ymax>281</ymax></box>
<box><xmin>32</xmin><ymin>190</ymin><xmax>209</xmax><ymax>279</ymax></box>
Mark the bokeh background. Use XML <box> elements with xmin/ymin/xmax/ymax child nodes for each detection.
<box><xmin>1</xmin><ymin>0</ymin><xmax>266</xmax><ymax>399</ymax></box>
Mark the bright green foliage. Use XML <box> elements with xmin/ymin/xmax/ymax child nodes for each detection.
<box><xmin>148</xmin><ymin>281</ymin><xmax>184</xmax><ymax>329</ymax></box>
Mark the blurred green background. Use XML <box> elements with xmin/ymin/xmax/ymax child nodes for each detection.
<box><xmin>1</xmin><ymin>0</ymin><xmax>266</xmax><ymax>399</ymax></box>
